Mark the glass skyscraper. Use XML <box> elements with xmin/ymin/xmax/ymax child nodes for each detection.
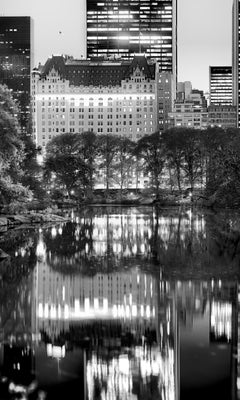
<box><xmin>0</xmin><ymin>16</ymin><xmax>32</xmax><ymax>133</ymax></box>
<box><xmin>232</xmin><ymin>0</ymin><xmax>240</xmax><ymax>126</ymax></box>
<box><xmin>209</xmin><ymin>66</ymin><xmax>232</xmax><ymax>106</ymax></box>
<box><xmin>87</xmin><ymin>0</ymin><xmax>177</xmax><ymax>74</ymax></box>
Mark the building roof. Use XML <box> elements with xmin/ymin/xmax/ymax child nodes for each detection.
<box><xmin>40</xmin><ymin>55</ymin><xmax>156</xmax><ymax>86</ymax></box>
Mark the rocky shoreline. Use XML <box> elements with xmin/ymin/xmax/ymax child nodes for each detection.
<box><xmin>0</xmin><ymin>212</ymin><xmax>70</xmax><ymax>260</ymax></box>
<box><xmin>0</xmin><ymin>212</ymin><xmax>69</xmax><ymax>228</ymax></box>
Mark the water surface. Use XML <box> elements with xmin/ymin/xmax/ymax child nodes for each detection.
<box><xmin>0</xmin><ymin>206</ymin><xmax>239</xmax><ymax>400</ymax></box>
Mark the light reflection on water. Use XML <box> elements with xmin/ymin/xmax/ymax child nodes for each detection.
<box><xmin>0</xmin><ymin>207</ymin><xmax>239</xmax><ymax>399</ymax></box>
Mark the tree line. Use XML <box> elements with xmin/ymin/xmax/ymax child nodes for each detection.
<box><xmin>43</xmin><ymin>126</ymin><xmax>240</xmax><ymax>207</ymax></box>
<box><xmin>1</xmin><ymin>83</ymin><xmax>240</xmax><ymax>211</ymax></box>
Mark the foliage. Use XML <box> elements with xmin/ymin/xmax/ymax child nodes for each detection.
<box><xmin>111</xmin><ymin>136</ymin><xmax>135</xmax><ymax>196</ymax></box>
<box><xmin>76</xmin><ymin>131</ymin><xmax>98</xmax><ymax>199</ymax></box>
<box><xmin>44</xmin><ymin>132</ymin><xmax>91</xmax><ymax>197</ymax></box>
<box><xmin>0</xmin><ymin>84</ymin><xmax>25</xmax><ymax>180</ymax></box>
<box><xmin>0</xmin><ymin>84</ymin><xmax>34</xmax><ymax>210</ymax></box>
<box><xmin>162</xmin><ymin>128</ymin><xmax>185</xmax><ymax>192</ymax></box>
<box><xmin>96</xmin><ymin>134</ymin><xmax>121</xmax><ymax>197</ymax></box>
<box><xmin>0</xmin><ymin>175</ymin><xmax>32</xmax><ymax>213</ymax></box>
<box><xmin>136</xmin><ymin>132</ymin><xmax>165</xmax><ymax>200</ymax></box>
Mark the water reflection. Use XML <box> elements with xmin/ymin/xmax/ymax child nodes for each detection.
<box><xmin>0</xmin><ymin>207</ymin><xmax>240</xmax><ymax>399</ymax></box>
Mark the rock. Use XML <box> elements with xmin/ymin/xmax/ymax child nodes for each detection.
<box><xmin>0</xmin><ymin>249</ymin><xmax>9</xmax><ymax>259</ymax></box>
<box><xmin>0</xmin><ymin>217</ymin><xmax>8</xmax><ymax>226</ymax></box>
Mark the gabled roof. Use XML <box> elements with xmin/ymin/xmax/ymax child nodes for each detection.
<box><xmin>40</xmin><ymin>55</ymin><xmax>156</xmax><ymax>86</ymax></box>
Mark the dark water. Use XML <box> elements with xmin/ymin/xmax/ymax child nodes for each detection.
<box><xmin>0</xmin><ymin>206</ymin><xmax>240</xmax><ymax>400</ymax></box>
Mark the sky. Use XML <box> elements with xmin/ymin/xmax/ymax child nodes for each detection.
<box><xmin>0</xmin><ymin>0</ymin><xmax>233</xmax><ymax>92</ymax></box>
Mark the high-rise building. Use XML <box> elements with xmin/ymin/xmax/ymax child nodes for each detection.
<box><xmin>177</xmin><ymin>81</ymin><xmax>192</xmax><ymax>100</ymax></box>
<box><xmin>86</xmin><ymin>0</ymin><xmax>177</xmax><ymax>76</ymax></box>
<box><xmin>32</xmin><ymin>55</ymin><xmax>157</xmax><ymax>151</ymax></box>
<box><xmin>157</xmin><ymin>71</ymin><xmax>175</xmax><ymax>132</ymax></box>
<box><xmin>209</xmin><ymin>66</ymin><xmax>232</xmax><ymax>106</ymax></box>
<box><xmin>232</xmin><ymin>0</ymin><xmax>240</xmax><ymax>126</ymax></box>
<box><xmin>0</xmin><ymin>16</ymin><xmax>32</xmax><ymax>133</ymax></box>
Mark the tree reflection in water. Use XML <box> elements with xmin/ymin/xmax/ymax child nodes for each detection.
<box><xmin>0</xmin><ymin>206</ymin><xmax>239</xmax><ymax>399</ymax></box>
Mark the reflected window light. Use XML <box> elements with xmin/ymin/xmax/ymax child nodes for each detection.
<box><xmin>44</xmin><ymin>303</ymin><xmax>48</xmax><ymax>319</ymax></box>
<box><xmin>58</xmin><ymin>304</ymin><xmax>61</xmax><ymax>318</ymax></box>
<box><xmin>140</xmin><ymin>243</ymin><xmax>145</xmax><ymax>253</ymax></box>
<box><xmin>132</xmin><ymin>244</ymin><xmax>137</xmax><ymax>254</ymax></box>
<box><xmin>85</xmin><ymin>298</ymin><xmax>90</xmax><ymax>311</ymax></box>
<box><xmin>75</xmin><ymin>299</ymin><xmax>80</xmax><ymax>312</ymax></box>
<box><xmin>146</xmin><ymin>305</ymin><xmax>150</xmax><ymax>318</ymax></box>
<box><xmin>62</xmin><ymin>286</ymin><xmax>65</xmax><ymax>301</ymax></box>
<box><xmin>119</xmin><ymin>355</ymin><xmax>130</xmax><ymax>375</ymax></box>
<box><xmin>113</xmin><ymin>304</ymin><xmax>118</xmax><ymax>318</ymax></box>
<box><xmin>132</xmin><ymin>304</ymin><xmax>137</xmax><ymax>317</ymax></box>
<box><xmin>47</xmin><ymin>344</ymin><xmax>66</xmax><ymax>358</ymax></box>
<box><xmin>50</xmin><ymin>305</ymin><xmax>56</xmax><ymax>319</ymax></box>
<box><xmin>64</xmin><ymin>304</ymin><xmax>69</xmax><ymax>319</ymax></box>
<box><xmin>126</xmin><ymin>305</ymin><xmax>130</xmax><ymax>318</ymax></box>
<box><xmin>51</xmin><ymin>227</ymin><xmax>57</xmax><ymax>238</ymax></box>
<box><xmin>38</xmin><ymin>303</ymin><xmax>43</xmax><ymax>318</ymax></box>
<box><xmin>36</xmin><ymin>239</ymin><xmax>46</xmax><ymax>258</ymax></box>
<box><xmin>94</xmin><ymin>298</ymin><xmax>99</xmax><ymax>310</ymax></box>
<box><xmin>167</xmin><ymin>321</ymin><xmax>170</xmax><ymax>335</ymax></box>
<box><xmin>103</xmin><ymin>298</ymin><xmax>108</xmax><ymax>312</ymax></box>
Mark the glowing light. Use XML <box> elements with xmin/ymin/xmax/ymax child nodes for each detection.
<box><xmin>64</xmin><ymin>304</ymin><xmax>69</xmax><ymax>319</ymax></box>
<box><xmin>38</xmin><ymin>303</ymin><xmax>43</xmax><ymax>318</ymax></box>
<box><xmin>47</xmin><ymin>344</ymin><xmax>66</xmax><ymax>359</ymax></box>
<box><xmin>132</xmin><ymin>304</ymin><xmax>137</xmax><ymax>317</ymax></box>
<box><xmin>51</xmin><ymin>227</ymin><xmax>57</xmax><ymax>238</ymax></box>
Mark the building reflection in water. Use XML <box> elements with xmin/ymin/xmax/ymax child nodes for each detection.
<box><xmin>0</xmin><ymin>207</ymin><xmax>240</xmax><ymax>399</ymax></box>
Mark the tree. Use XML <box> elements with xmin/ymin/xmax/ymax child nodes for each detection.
<box><xmin>136</xmin><ymin>132</ymin><xmax>166</xmax><ymax>201</ymax></box>
<box><xmin>201</xmin><ymin>127</ymin><xmax>228</xmax><ymax>196</ymax></box>
<box><xmin>96</xmin><ymin>134</ymin><xmax>120</xmax><ymax>198</ymax></box>
<box><xmin>112</xmin><ymin>136</ymin><xmax>135</xmax><ymax>198</ymax></box>
<box><xmin>0</xmin><ymin>84</ymin><xmax>24</xmax><ymax>178</ymax></box>
<box><xmin>175</xmin><ymin>128</ymin><xmax>203</xmax><ymax>198</ymax></box>
<box><xmin>162</xmin><ymin>128</ymin><xmax>185</xmax><ymax>193</ymax></box>
<box><xmin>76</xmin><ymin>131</ymin><xmax>98</xmax><ymax>199</ymax></box>
<box><xmin>0</xmin><ymin>84</ymin><xmax>32</xmax><ymax>210</ymax></box>
<box><xmin>19</xmin><ymin>133</ymin><xmax>43</xmax><ymax>199</ymax></box>
<box><xmin>44</xmin><ymin>133</ymin><xmax>90</xmax><ymax>198</ymax></box>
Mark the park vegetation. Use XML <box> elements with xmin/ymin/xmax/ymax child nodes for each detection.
<box><xmin>1</xmin><ymin>83</ymin><xmax>240</xmax><ymax>212</ymax></box>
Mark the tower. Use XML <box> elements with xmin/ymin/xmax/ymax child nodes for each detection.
<box><xmin>209</xmin><ymin>66</ymin><xmax>232</xmax><ymax>106</ymax></box>
<box><xmin>86</xmin><ymin>0</ymin><xmax>177</xmax><ymax>76</ymax></box>
<box><xmin>232</xmin><ymin>0</ymin><xmax>240</xmax><ymax>126</ymax></box>
<box><xmin>0</xmin><ymin>16</ymin><xmax>32</xmax><ymax>133</ymax></box>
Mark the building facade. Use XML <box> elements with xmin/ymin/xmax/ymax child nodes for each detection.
<box><xmin>208</xmin><ymin>105</ymin><xmax>237</xmax><ymax>129</ymax></box>
<box><xmin>168</xmin><ymin>99</ymin><xmax>208</xmax><ymax>129</ymax></box>
<box><xmin>157</xmin><ymin>71</ymin><xmax>175</xmax><ymax>132</ymax></box>
<box><xmin>209</xmin><ymin>66</ymin><xmax>232</xmax><ymax>106</ymax></box>
<box><xmin>0</xmin><ymin>16</ymin><xmax>32</xmax><ymax>133</ymax></box>
<box><xmin>177</xmin><ymin>81</ymin><xmax>192</xmax><ymax>101</ymax></box>
<box><xmin>232</xmin><ymin>0</ymin><xmax>240</xmax><ymax>126</ymax></box>
<box><xmin>87</xmin><ymin>0</ymin><xmax>177</xmax><ymax>75</ymax></box>
<box><xmin>32</xmin><ymin>55</ymin><xmax>160</xmax><ymax>150</ymax></box>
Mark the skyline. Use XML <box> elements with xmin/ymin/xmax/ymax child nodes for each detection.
<box><xmin>0</xmin><ymin>0</ymin><xmax>233</xmax><ymax>92</ymax></box>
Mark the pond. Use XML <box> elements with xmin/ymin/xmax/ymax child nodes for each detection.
<box><xmin>0</xmin><ymin>206</ymin><xmax>240</xmax><ymax>400</ymax></box>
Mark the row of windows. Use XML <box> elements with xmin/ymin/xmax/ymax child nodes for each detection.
<box><xmin>41</xmin><ymin>119</ymin><xmax>154</xmax><ymax>128</ymax></box>
<box><xmin>41</xmin><ymin>113</ymin><xmax>154</xmax><ymax>120</ymax></box>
